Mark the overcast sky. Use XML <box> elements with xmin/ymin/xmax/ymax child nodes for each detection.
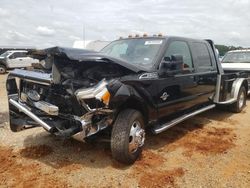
<box><xmin>0</xmin><ymin>0</ymin><xmax>250</xmax><ymax>48</ymax></box>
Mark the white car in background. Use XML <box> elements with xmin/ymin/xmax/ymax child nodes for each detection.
<box><xmin>221</xmin><ymin>49</ymin><xmax>250</xmax><ymax>94</ymax></box>
<box><xmin>0</xmin><ymin>50</ymin><xmax>39</xmax><ymax>74</ymax></box>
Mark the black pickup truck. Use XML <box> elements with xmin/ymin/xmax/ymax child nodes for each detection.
<box><xmin>6</xmin><ymin>36</ymin><xmax>248</xmax><ymax>164</ymax></box>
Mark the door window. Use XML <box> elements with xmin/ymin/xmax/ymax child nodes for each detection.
<box><xmin>192</xmin><ymin>42</ymin><xmax>212</xmax><ymax>69</ymax></box>
<box><xmin>164</xmin><ymin>41</ymin><xmax>193</xmax><ymax>70</ymax></box>
<box><xmin>9</xmin><ymin>52</ymin><xmax>27</xmax><ymax>59</ymax></box>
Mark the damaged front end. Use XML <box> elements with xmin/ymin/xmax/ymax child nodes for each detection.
<box><xmin>6</xmin><ymin>47</ymin><xmax>136</xmax><ymax>141</ymax></box>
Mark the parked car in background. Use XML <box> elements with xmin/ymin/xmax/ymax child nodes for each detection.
<box><xmin>221</xmin><ymin>49</ymin><xmax>250</xmax><ymax>94</ymax></box>
<box><xmin>0</xmin><ymin>50</ymin><xmax>39</xmax><ymax>74</ymax></box>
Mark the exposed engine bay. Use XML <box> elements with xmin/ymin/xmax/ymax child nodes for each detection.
<box><xmin>7</xmin><ymin>47</ymin><xmax>136</xmax><ymax>140</ymax></box>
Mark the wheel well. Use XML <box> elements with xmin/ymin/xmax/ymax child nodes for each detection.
<box><xmin>242</xmin><ymin>80</ymin><xmax>248</xmax><ymax>94</ymax></box>
<box><xmin>118</xmin><ymin>98</ymin><xmax>148</xmax><ymax>124</ymax></box>
<box><xmin>0</xmin><ymin>62</ymin><xmax>6</xmax><ymax>67</ymax></box>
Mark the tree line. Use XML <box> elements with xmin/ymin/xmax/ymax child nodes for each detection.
<box><xmin>215</xmin><ymin>44</ymin><xmax>245</xmax><ymax>56</ymax></box>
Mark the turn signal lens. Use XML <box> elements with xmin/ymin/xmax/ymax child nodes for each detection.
<box><xmin>101</xmin><ymin>90</ymin><xmax>111</xmax><ymax>106</ymax></box>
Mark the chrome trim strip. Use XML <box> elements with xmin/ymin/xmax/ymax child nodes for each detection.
<box><xmin>9</xmin><ymin>99</ymin><xmax>52</xmax><ymax>131</ymax></box>
<box><xmin>139</xmin><ymin>72</ymin><xmax>159</xmax><ymax>79</ymax></box>
<box><xmin>33</xmin><ymin>101</ymin><xmax>59</xmax><ymax>115</ymax></box>
<box><xmin>152</xmin><ymin>104</ymin><xmax>216</xmax><ymax>134</ymax></box>
<box><xmin>23</xmin><ymin>79</ymin><xmax>51</xmax><ymax>86</ymax></box>
<box><xmin>9</xmin><ymin>69</ymin><xmax>52</xmax><ymax>85</ymax></box>
<box><xmin>213</xmin><ymin>75</ymin><xmax>221</xmax><ymax>103</ymax></box>
<box><xmin>175</xmin><ymin>71</ymin><xmax>218</xmax><ymax>77</ymax></box>
<box><xmin>215</xmin><ymin>98</ymin><xmax>236</xmax><ymax>104</ymax></box>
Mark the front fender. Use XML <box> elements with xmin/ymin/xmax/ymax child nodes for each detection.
<box><xmin>107</xmin><ymin>80</ymin><xmax>157</xmax><ymax>122</ymax></box>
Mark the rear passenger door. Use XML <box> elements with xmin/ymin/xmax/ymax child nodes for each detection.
<box><xmin>189</xmin><ymin>41</ymin><xmax>217</xmax><ymax>103</ymax></box>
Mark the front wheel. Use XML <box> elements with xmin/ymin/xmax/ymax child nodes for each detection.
<box><xmin>230</xmin><ymin>86</ymin><xmax>247</xmax><ymax>113</ymax></box>
<box><xmin>111</xmin><ymin>109</ymin><xmax>145</xmax><ymax>164</ymax></box>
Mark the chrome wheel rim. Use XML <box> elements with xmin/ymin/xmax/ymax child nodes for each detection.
<box><xmin>239</xmin><ymin>91</ymin><xmax>245</xmax><ymax>109</ymax></box>
<box><xmin>128</xmin><ymin>120</ymin><xmax>145</xmax><ymax>153</ymax></box>
<box><xmin>0</xmin><ymin>67</ymin><xmax>5</xmax><ymax>74</ymax></box>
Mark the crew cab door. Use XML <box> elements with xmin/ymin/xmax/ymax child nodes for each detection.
<box><xmin>156</xmin><ymin>40</ymin><xmax>200</xmax><ymax>118</ymax></box>
<box><xmin>189</xmin><ymin>41</ymin><xmax>217</xmax><ymax>103</ymax></box>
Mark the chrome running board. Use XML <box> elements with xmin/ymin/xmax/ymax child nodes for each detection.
<box><xmin>152</xmin><ymin>104</ymin><xmax>216</xmax><ymax>134</ymax></box>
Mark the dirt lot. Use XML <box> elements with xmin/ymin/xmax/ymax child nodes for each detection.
<box><xmin>0</xmin><ymin>74</ymin><xmax>249</xmax><ymax>188</ymax></box>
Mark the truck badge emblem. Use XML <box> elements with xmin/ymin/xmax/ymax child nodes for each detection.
<box><xmin>160</xmin><ymin>92</ymin><xmax>169</xmax><ymax>101</ymax></box>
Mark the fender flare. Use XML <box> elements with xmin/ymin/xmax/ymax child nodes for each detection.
<box><xmin>230</xmin><ymin>78</ymin><xmax>248</xmax><ymax>100</ymax></box>
<box><xmin>0</xmin><ymin>61</ymin><xmax>6</xmax><ymax>67</ymax></box>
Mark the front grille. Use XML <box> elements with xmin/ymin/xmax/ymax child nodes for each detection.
<box><xmin>20</xmin><ymin>80</ymin><xmax>86</xmax><ymax>116</ymax></box>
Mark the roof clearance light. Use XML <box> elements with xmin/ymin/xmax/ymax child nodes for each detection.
<box><xmin>158</xmin><ymin>33</ymin><xmax>163</xmax><ymax>37</ymax></box>
<box><xmin>128</xmin><ymin>35</ymin><xmax>132</xmax><ymax>38</ymax></box>
<box><xmin>143</xmin><ymin>33</ymin><xmax>148</xmax><ymax>37</ymax></box>
<box><xmin>135</xmin><ymin>34</ymin><xmax>139</xmax><ymax>37</ymax></box>
<box><xmin>119</xmin><ymin>37</ymin><xmax>123</xmax><ymax>39</ymax></box>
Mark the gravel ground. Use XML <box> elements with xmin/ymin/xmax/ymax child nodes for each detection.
<box><xmin>0</xmin><ymin>74</ymin><xmax>250</xmax><ymax>188</ymax></box>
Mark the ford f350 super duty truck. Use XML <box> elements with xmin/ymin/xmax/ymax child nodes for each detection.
<box><xmin>6</xmin><ymin>36</ymin><xmax>248</xmax><ymax>164</ymax></box>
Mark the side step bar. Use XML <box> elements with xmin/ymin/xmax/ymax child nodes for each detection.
<box><xmin>152</xmin><ymin>104</ymin><xmax>216</xmax><ymax>134</ymax></box>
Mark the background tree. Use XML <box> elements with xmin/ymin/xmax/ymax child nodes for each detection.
<box><xmin>215</xmin><ymin>44</ymin><xmax>244</xmax><ymax>56</ymax></box>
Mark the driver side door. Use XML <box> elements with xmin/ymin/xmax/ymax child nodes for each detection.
<box><xmin>156</xmin><ymin>40</ymin><xmax>199</xmax><ymax>118</ymax></box>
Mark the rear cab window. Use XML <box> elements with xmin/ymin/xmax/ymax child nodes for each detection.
<box><xmin>190</xmin><ymin>42</ymin><xmax>216</xmax><ymax>72</ymax></box>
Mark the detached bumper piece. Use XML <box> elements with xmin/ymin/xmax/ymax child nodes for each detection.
<box><xmin>9</xmin><ymin>99</ymin><xmax>52</xmax><ymax>132</ymax></box>
<box><xmin>9</xmin><ymin>98</ymin><xmax>82</xmax><ymax>138</ymax></box>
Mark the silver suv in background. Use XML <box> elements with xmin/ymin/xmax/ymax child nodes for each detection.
<box><xmin>221</xmin><ymin>49</ymin><xmax>250</xmax><ymax>94</ymax></box>
<box><xmin>0</xmin><ymin>50</ymin><xmax>39</xmax><ymax>74</ymax></box>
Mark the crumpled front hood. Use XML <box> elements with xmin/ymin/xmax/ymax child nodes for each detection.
<box><xmin>29</xmin><ymin>46</ymin><xmax>146</xmax><ymax>73</ymax></box>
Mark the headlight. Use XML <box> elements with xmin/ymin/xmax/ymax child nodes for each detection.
<box><xmin>75</xmin><ymin>79</ymin><xmax>111</xmax><ymax>106</ymax></box>
<box><xmin>101</xmin><ymin>90</ymin><xmax>111</xmax><ymax>106</ymax></box>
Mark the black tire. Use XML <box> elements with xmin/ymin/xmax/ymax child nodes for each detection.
<box><xmin>111</xmin><ymin>109</ymin><xmax>145</xmax><ymax>164</ymax></box>
<box><xmin>0</xmin><ymin>64</ymin><xmax>6</xmax><ymax>74</ymax></box>
<box><xmin>230</xmin><ymin>86</ymin><xmax>246</xmax><ymax>113</ymax></box>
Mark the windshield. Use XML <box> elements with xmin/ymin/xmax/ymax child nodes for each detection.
<box><xmin>222</xmin><ymin>51</ymin><xmax>250</xmax><ymax>63</ymax></box>
<box><xmin>0</xmin><ymin>51</ymin><xmax>12</xmax><ymax>58</ymax></box>
<box><xmin>101</xmin><ymin>38</ymin><xmax>164</xmax><ymax>68</ymax></box>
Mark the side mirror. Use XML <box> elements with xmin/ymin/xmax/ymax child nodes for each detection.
<box><xmin>159</xmin><ymin>55</ymin><xmax>184</xmax><ymax>77</ymax></box>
